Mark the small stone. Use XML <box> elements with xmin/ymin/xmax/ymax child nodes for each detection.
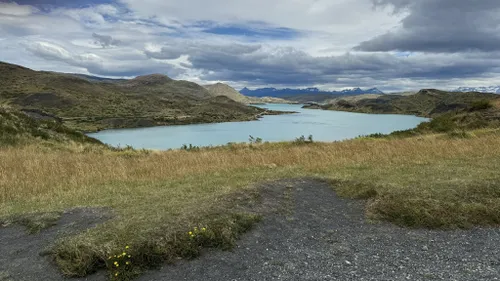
<box><xmin>345</xmin><ymin>260</ymin><xmax>352</xmax><ymax>265</ymax></box>
<box><xmin>422</xmin><ymin>245</ymin><xmax>429</xmax><ymax>251</ymax></box>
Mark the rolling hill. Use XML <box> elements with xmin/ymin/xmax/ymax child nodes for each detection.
<box><xmin>204</xmin><ymin>83</ymin><xmax>296</xmax><ymax>104</ymax></box>
<box><xmin>314</xmin><ymin>89</ymin><xmax>500</xmax><ymax>116</ymax></box>
<box><xmin>204</xmin><ymin>83</ymin><xmax>251</xmax><ymax>103</ymax></box>
<box><xmin>0</xmin><ymin>62</ymin><xmax>266</xmax><ymax>132</ymax></box>
<box><xmin>305</xmin><ymin>89</ymin><xmax>500</xmax><ymax>132</ymax></box>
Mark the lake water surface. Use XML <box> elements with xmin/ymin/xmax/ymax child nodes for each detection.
<box><xmin>88</xmin><ymin>104</ymin><xmax>429</xmax><ymax>150</ymax></box>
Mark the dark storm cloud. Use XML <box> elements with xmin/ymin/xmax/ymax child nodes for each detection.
<box><xmin>92</xmin><ymin>32</ymin><xmax>121</xmax><ymax>48</ymax></box>
<box><xmin>144</xmin><ymin>42</ymin><xmax>500</xmax><ymax>86</ymax></box>
<box><xmin>355</xmin><ymin>0</ymin><xmax>500</xmax><ymax>53</ymax></box>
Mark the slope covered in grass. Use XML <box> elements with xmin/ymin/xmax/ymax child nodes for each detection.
<box><xmin>0</xmin><ymin>106</ymin><xmax>102</xmax><ymax>147</ymax></box>
<box><xmin>307</xmin><ymin>89</ymin><xmax>500</xmax><ymax>135</ymax></box>
<box><xmin>312</xmin><ymin>89</ymin><xmax>500</xmax><ymax>117</ymax></box>
<box><xmin>0</xmin><ymin>62</ymin><xmax>265</xmax><ymax>132</ymax></box>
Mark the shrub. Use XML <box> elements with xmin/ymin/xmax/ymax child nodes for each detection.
<box><xmin>293</xmin><ymin>135</ymin><xmax>314</xmax><ymax>144</ymax></box>
<box><xmin>248</xmin><ymin>135</ymin><xmax>263</xmax><ymax>144</ymax></box>
<box><xmin>417</xmin><ymin>114</ymin><xmax>457</xmax><ymax>133</ymax></box>
<box><xmin>470</xmin><ymin>100</ymin><xmax>493</xmax><ymax>111</ymax></box>
<box><xmin>361</xmin><ymin>133</ymin><xmax>386</xmax><ymax>139</ymax></box>
<box><xmin>447</xmin><ymin>130</ymin><xmax>472</xmax><ymax>139</ymax></box>
<box><xmin>181</xmin><ymin>144</ymin><xmax>200</xmax><ymax>151</ymax></box>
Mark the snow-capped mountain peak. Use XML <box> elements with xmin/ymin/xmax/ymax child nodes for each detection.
<box><xmin>454</xmin><ymin>86</ymin><xmax>500</xmax><ymax>94</ymax></box>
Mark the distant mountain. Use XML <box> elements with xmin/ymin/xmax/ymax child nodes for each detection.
<box><xmin>204</xmin><ymin>83</ymin><xmax>296</xmax><ymax>104</ymax></box>
<box><xmin>454</xmin><ymin>86</ymin><xmax>500</xmax><ymax>94</ymax></box>
<box><xmin>240</xmin><ymin>87</ymin><xmax>384</xmax><ymax>102</ymax></box>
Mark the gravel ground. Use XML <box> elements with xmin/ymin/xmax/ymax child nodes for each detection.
<box><xmin>0</xmin><ymin>208</ymin><xmax>111</xmax><ymax>281</ymax></box>
<box><xmin>138</xmin><ymin>179</ymin><xmax>500</xmax><ymax>281</ymax></box>
<box><xmin>1</xmin><ymin>179</ymin><xmax>500</xmax><ymax>281</ymax></box>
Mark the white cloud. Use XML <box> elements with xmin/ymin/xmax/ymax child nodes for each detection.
<box><xmin>0</xmin><ymin>2</ymin><xmax>38</xmax><ymax>16</ymax></box>
<box><xmin>0</xmin><ymin>0</ymin><xmax>499</xmax><ymax>91</ymax></box>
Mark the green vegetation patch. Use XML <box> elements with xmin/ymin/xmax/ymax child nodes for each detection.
<box><xmin>0</xmin><ymin>62</ymin><xmax>267</xmax><ymax>131</ymax></box>
<box><xmin>0</xmin><ymin>107</ymin><xmax>102</xmax><ymax>147</ymax></box>
<box><xmin>54</xmin><ymin>212</ymin><xmax>261</xmax><ymax>280</ymax></box>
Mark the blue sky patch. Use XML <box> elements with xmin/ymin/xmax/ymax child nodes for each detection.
<box><xmin>17</xmin><ymin>0</ymin><xmax>115</xmax><ymax>9</ymax></box>
<box><xmin>200</xmin><ymin>22</ymin><xmax>301</xmax><ymax>40</ymax></box>
<box><xmin>394</xmin><ymin>51</ymin><xmax>413</xmax><ymax>58</ymax></box>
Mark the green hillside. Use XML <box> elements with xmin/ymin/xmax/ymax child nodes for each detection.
<box><xmin>0</xmin><ymin>106</ymin><xmax>102</xmax><ymax>147</ymax></box>
<box><xmin>306</xmin><ymin>89</ymin><xmax>500</xmax><ymax>134</ymax></box>
<box><xmin>0</xmin><ymin>62</ymin><xmax>265</xmax><ymax>132</ymax></box>
<box><xmin>314</xmin><ymin>89</ymin><xmax>500</xmax><ymax>116</ymax></box>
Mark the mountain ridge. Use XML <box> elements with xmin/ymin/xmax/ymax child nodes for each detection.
<box><xmin>240</xmin><ymin>87</ymin><xmax>384</xmax><ymax>98</ymax></box>
<box><xmin>454</xmin><ymin>86</ymin><xmax>500</xmax><ymax>94</ymax></box>
<box><xmin>307</xmin><ymin>88</ymin><xmax>500</xmax><ymax>117</ymax></box>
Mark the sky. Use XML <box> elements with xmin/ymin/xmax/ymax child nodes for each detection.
<box><xmin>1</xmin><ymin>0</ymin><xmax>500</xmax><ymax>92</ymax></box>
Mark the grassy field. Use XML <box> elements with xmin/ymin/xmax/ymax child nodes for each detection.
<box><xmin>2</xmin><ymin>128</ymin><xmax>500</xmax><ymax>279</ymax></box>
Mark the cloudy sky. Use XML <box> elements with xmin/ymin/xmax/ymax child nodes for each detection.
<box><xmin>1</xmin><ymin>0</ymin><xmax>500</xmax><ymax>92</ymax></box>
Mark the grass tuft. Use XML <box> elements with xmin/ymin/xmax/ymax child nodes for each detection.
<box><xmin>54</xmin><ymin>213</ymin><xmax>261</xmax><ymax>280</ymax></box>
<box><xmin>1</xmin><ymin>212</ymin><xmax>61</xmax><ymax>234</ymax></box>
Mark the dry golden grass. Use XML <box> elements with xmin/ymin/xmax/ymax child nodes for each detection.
<box><xmin>2</xmin><ymin>131</ymin><xmax>500</xmax><ymax>278</ymax></box>
<box><xmin>2</xmin><ymin>134</ymin><xmax>499</xmax><ymax>207</ymax></box>
<box><xmin>492</xmin><ymin>98</ymin><xmax>500</xmax><ymax>109</ymax></box>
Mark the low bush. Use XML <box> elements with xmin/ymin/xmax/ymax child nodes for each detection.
<box><xmin>293</xmin><ymin>135</ymin><xmax>313</xmax><ymax>144</ymax></box>
<box><xmin>469</xmin><ymin>100</ymin><xmax>493</xmax><ymax>111</ymax></box>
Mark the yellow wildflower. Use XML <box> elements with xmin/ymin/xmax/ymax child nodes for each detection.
<box><xmin>115</xmin><ymin>272</ymin><xmax>119</xmax><ymax>276</ymax></box>
<box><xmin>128</xmin><ymin>255</ymin><xmax>131</xmax><ymax>258</ymax></box>
<box><xmin>125</xmin><ymin>246</ymin><xmax>130</xmax><ymax>249</ymax></box>
<box><xmin>202</xmin><ymin>227</ymin><xmax>206</xmax><ymax>231</ymax></box>
<box><xmin>188</xmin><ymin>231</ymin><xmax>192</xmax><ymax>235</ymax></box>
<box><xmin>126</xmin><ymin>261</ymin><xmax>130</xmax><ymax>265</ymax></box>
<box><xmin>122</xmin><ymin>252</ymin><xmax>126</xmax><ymax>256</ymax></box>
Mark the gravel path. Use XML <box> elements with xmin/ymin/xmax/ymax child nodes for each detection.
<box><xmin>138</xmin><ymin>179</ymin><xmax>500</xmax><ymax>281</ymax></box>
<box><xmin>1</xmin><ymin>179</ymin><xmax>500</xmax><ymax>281</ymax></box>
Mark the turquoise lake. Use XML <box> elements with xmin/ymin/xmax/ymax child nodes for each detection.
<box><xmin>88</xmin><ymin>104</ymin><xmax>429</xmax><ymax>150</ymax></box>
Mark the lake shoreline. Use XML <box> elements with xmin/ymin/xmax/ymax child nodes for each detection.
<box><xmin>88</xmin><ymin>104</ymin><xmax>428</xmax><ymax>150</ymax></box>
<box><xmin>302</xmin><ymin>103</ymin><xmax>431</xmax><ymax>118</ymax></box>
<box><xmin>80</xmin><ymin>109</ymin><xmax>297</xmax><ymax>134</ymax></box>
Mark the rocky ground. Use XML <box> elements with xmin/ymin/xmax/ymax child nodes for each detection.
<box><xmin>1</xmin><ymin>179</ymin><xmax>499</xmax><ymax>281</ymax></box>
